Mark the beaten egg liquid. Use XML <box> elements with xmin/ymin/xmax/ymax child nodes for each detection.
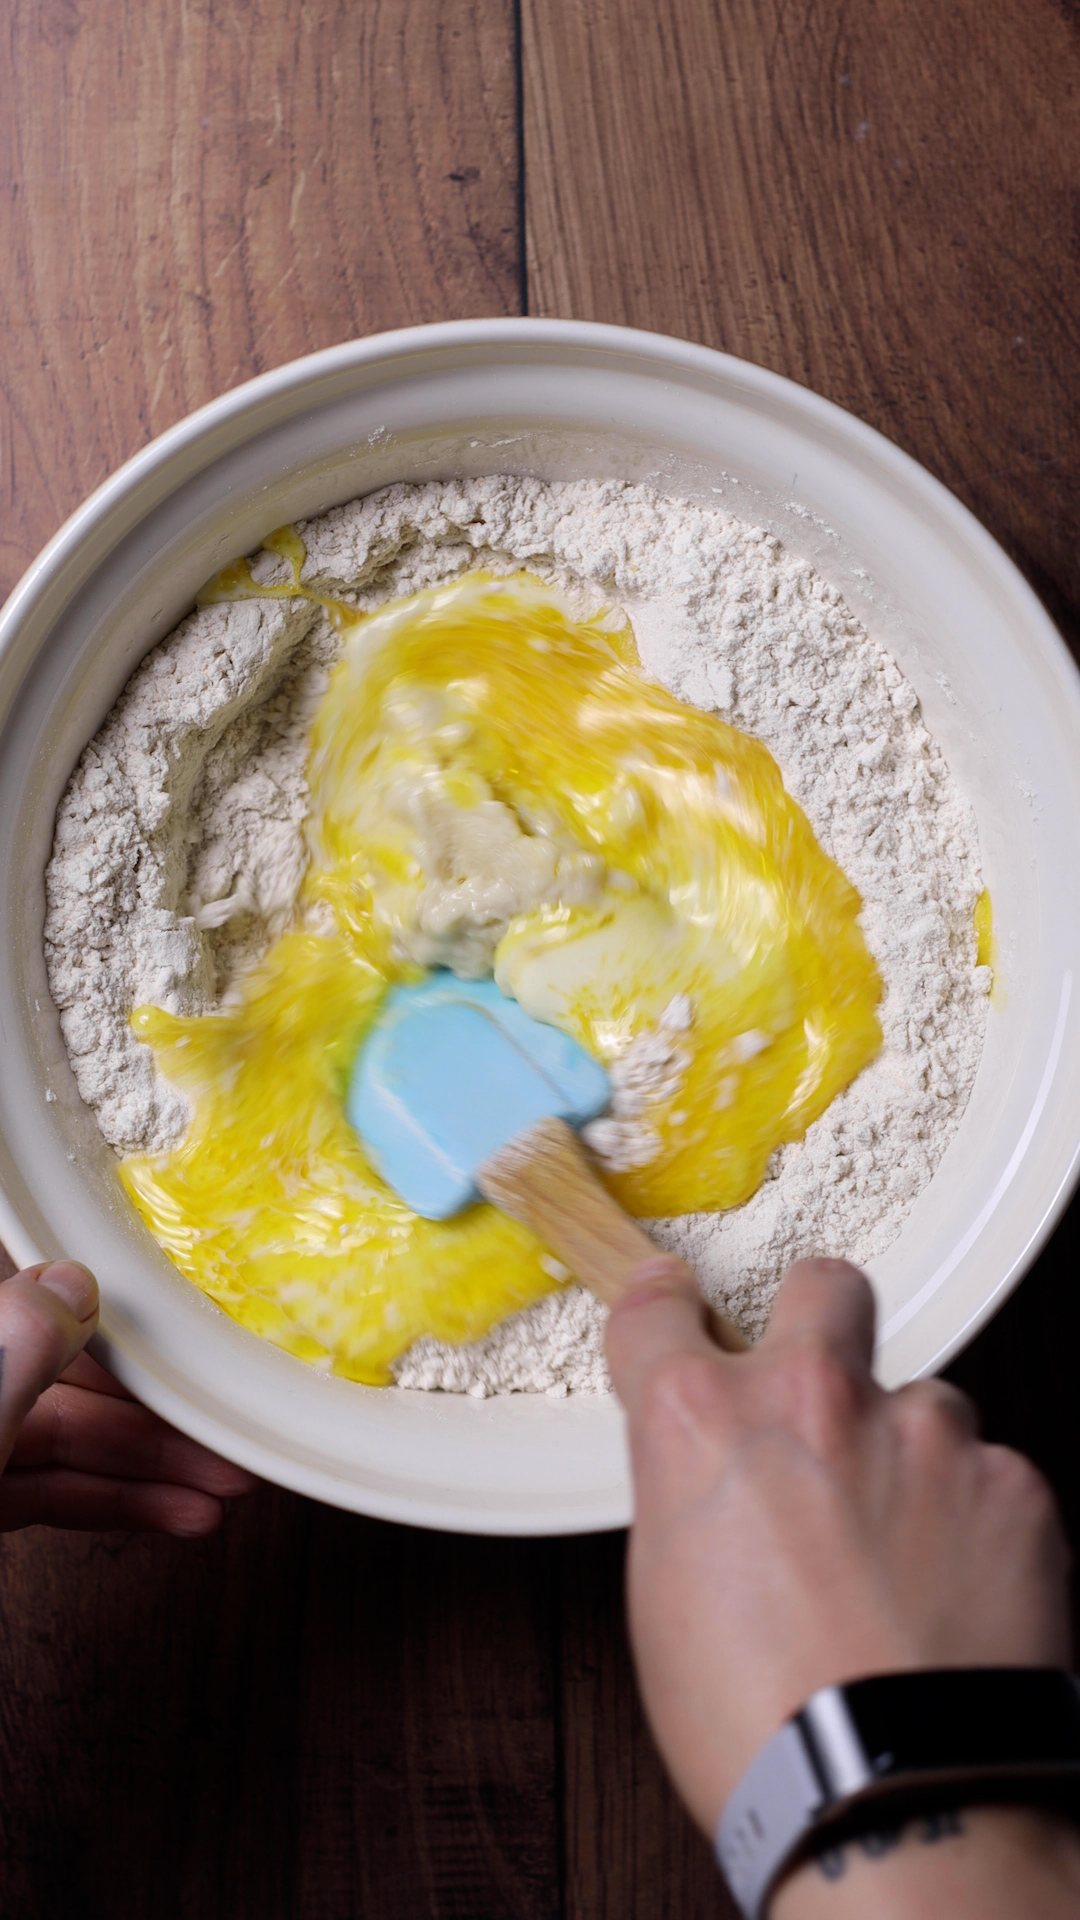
<box><xmin>120</xmin><ymin>552</ymin><xmax>883</xmax><ymax>1382</ymax></box>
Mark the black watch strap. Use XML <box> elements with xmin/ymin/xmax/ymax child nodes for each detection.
<box><xmin>716</xmin><ymin>1668</ymin><xmax>1080</xmax><ymax>1920</ymax></box>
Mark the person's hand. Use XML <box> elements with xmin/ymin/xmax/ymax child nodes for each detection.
<box><xmin>606</xmin><ymin>1255</ymin><xmax>1080</xmax><ymax>1916</ymax></box>
<box><xmin>0</xmin><ymin>1261</ymin><xmax>256</xmax><ymax>1533</ymax></box>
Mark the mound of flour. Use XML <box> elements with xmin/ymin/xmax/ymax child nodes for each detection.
<box><xmin>44</xmin><ymin>478</ymin><xmax>989</xmax><ymax>1394</ymax></box>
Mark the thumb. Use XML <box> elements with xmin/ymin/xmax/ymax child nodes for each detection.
<box><xmin>0</xmin><ymin>1263</ymin><xmax>99</xmax><ymax>1469</ymax></box>
<box><xmin>605</xmin><ymin>1256</ymin><xmax>720</xmax><ymax>1422</ymax></box>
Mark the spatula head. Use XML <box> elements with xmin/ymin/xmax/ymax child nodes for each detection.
<box><xmin>347</xmin><ymin>973</ymin><xmax>611</xmax><ymax>1219</ymax></box>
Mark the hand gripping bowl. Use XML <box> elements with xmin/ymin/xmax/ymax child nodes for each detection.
<box><xmin>2</xmin><ymin>320</ymin><xmax>1080</xmax><ymax>1535</ymax></box>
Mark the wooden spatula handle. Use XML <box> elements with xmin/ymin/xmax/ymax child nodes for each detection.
<box><xmin>477</xmin><ymin>1116</ymin><xmax>748</xmax><ymax>1355</ymax></box>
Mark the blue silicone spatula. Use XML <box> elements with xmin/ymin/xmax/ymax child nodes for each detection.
<box><xmin>347</xmin><ymin>972</ymin><xmax>747</xmax><ymax>1348</ymax></box>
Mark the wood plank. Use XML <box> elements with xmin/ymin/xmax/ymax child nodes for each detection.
<box><xmin>523</xmin><ymin>0</ymin><xmax>1080</xmax><ymax>1896</ymax></box>
<box><xmin>0</xmin><ymin>6</ymin><xmax>557</xmax><ymax>1918</ymax></box>
<box><xmin>294</xmin><ymin>1513</ymin><xmax>558</xmax><ymax>1919</ymax></box>
<box><xmin>523</xmin><ymin>0</ymin><xmax>1080</xmax><ymax>649</ymax></box>
<box><xmin>0</xmin><ymin>1497</ymin><xmax>561</xmax><ymax>1917</ymax></box>
<box><xmin>5</xmin><ymin>3</ymin><xmax>1079</xmax><ymax>1916</ymax></box>
<box><xmin>559</xmin><ymin>1532</ymin><xmax>738</xmax><ymax>1920</ymax></box>
<box><xmin>0</xmin><ymin>0</ymin><xmax>522</xmax><ymax>601</ymax></box>
<box><xmin>0</xmin><ymin>1488</ymin><xmax>310</xmax><ymax>1917</ymax></box>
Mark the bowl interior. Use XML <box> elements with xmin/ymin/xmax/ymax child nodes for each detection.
<box><xmin>1</xmin><ymin>323</ymin><xmax>1078</xmax><ymax>1533</ymax></box>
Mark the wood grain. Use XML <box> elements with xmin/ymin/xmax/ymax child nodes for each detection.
<box><xmin>522</xmin><ymin>2</ymin><xmax>1080</xmax><ymax>1898</ymax></box>
<box><xmin>0</xmin><ymin>0</ymin><xmax>521</xmax><ymax>602</ymax></box>
<box><xmin>293</xmin><ymin>1515</ymin><xmax>559</xmax><ymax>1920</ymax></box>
<box><xmin>4</xmin><ymin>0</ymin><xmax>1080</xmax><ymax>1915</ymax></box>
<box><xmin>0</xmin><ymin>6</ymin><xmax>557</xmax><ymax>1919</ymax></box>
<box><xmin>559</xmin><ymin>1533</ymin><xmax>739</xmax><ymax>1920</ymax></box>
<box><xmin>0</xmin><ymin>1495</ymin><xmax>562</xmax><ymax>1918</ymax></box>
<box><xmin>523</xmin><ymin>0</ymin><xmax>1080</xmax><ymax>647</ymax></box>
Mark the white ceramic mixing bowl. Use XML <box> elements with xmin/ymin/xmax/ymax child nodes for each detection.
<box><xmin>1</xmin><ymin>319</ymin><xmax>1079</xmax><ymax>1535</ymax></box>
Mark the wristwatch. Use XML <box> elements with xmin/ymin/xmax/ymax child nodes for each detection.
<box><xmin>716</xmin><ymin>1668</ymin><xmax>1080</xmax><ymax>1920</ymax></box>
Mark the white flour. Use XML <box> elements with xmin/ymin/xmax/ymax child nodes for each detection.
<box><xmin>582</xmin><ymin>995</ymin><xmax>695</xmax><ymax>1173</ymax></box>
<box><xmin>44</xmin><ymin>478</ymin><xmax>989</xmax><ymax>1396</ymax></box>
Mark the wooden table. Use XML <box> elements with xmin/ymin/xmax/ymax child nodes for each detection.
<box><xmin>2</xmin><ymin>3</ymin><xmax>1079</xmax><ymax>1912</ymax></box>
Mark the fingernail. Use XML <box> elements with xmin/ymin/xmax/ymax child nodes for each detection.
<box><xmin>37</xmin><ymin>1261</ymin><xmax>98</xmax><ymax>1321</ymax></box>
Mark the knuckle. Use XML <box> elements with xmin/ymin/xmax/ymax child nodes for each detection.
<box><xmin>767</xmin><ymin>1342</ymin><xmax>862</xmax><ymax>1443</ymax></box>
<box><xmin>984</xmin><ymin>1443</ymin><xmax>1058</xmax><ymax>1522</ymax></box>
<box><xmin>785</xmin><ymin>1257</ymin><xmax>870</xmax><ymax>1297</ymax></box>
<box><xmin>894</xmin><ymin>1379</ymin><xmax>978</xmax><ymax>1448</ymax></box>
<box><xmin>980</xmin><ymin>1444</ymin><xmax>1070</xmax><ymax>1577</ymax></box>
<box><xmin>780</xmin><ymin>1260</ymin><xmax>875</xmax><ymax>1325</ymax></box>
<box><xmin>636</xmin><ymin>1350</ymin><xmax>725</xmax><ymax>1443</ymax></box>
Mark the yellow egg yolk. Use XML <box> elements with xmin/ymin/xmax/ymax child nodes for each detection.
<box><xmin>119</xmin><ymin>557</ymin><xmax>883</xmax><ymax>1383</ymax></box>
<box><xmin>973</xmin><ymin>885</ymin><xmax>1001</xmax><ymax>1008</ymax></box>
